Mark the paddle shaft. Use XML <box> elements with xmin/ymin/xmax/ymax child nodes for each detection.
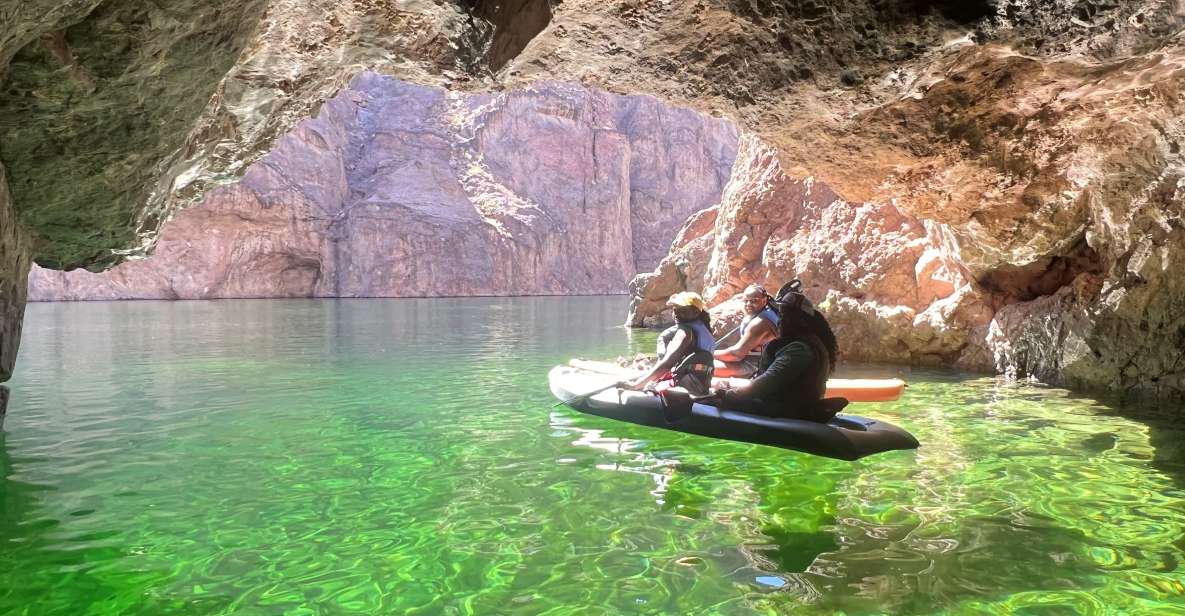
<box><xmin>715</xmin><ymin>322</ymin><xmax>743</xmax><ymax>347</ymax></box>
<box><xmin>554</xmin><ymin>381</ymin><xmax>622</xmax><ymax>408</ymax></box>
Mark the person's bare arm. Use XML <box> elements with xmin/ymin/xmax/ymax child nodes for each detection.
<box><xmin>624</xmin><ymin>329</ymin><xmax>689</xmax><ymax>390</ymax></box>
<box><xmin>713</xmin><ymin>319</ymin><xmax>775</xmax><ymax>362</ymax></box>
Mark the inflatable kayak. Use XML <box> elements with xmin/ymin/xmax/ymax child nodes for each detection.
<box><xmin>568</xmin><ymin>359</ymin><xmax>906</xmax><ymax>403</ymax></box>
<box><xmin>549</xmin><ymin>366</ymin><xmax>919</xmax><ymax>461</ymax></box>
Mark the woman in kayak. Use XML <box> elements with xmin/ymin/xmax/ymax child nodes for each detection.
<box><xmin>712</xmin><ymin>281</ymin><xmax>840</xmax><ymax>422</ymax></box>
<box><xmin>712</xmin><ymin>284</ymin><xmax>779</xmax><ymax>377</ymax></box>
<box><xmin>622</xmin><ymin>291</ymin><xmax>716</xmax><ymax>395</ymax></box>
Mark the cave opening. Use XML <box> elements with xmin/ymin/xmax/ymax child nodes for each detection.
<box><xmin>456</xmin><ymin>0</ymin><xmax>554</xmax><ymax>72</ymax></box>
<box><xmin>977</xmin><ymin>239</ymin><xmax>1104</xmax><ymax>303</ymax></box>
<box><xmin>24</xmin><ymin>74</ymin><xmax>741</xmax><ymax>301</ymax></box>
<box><xmin>902</xmin><ymin>0</ymin><xmax>998</xmax><ymax>24</ymax></box>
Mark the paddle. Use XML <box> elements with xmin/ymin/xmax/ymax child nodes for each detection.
<box><xmin>553</xmin><ymin>380</ymin><xmax>625</xmax><ymax>408</ymax></box>
<box><xmin>714</xmin><ymin>322</ymin><xmax>743</xmax><ymax>347</ymax></box>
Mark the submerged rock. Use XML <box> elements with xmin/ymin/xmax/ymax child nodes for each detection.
<box><xmin>27</xmin><ymin>75</ymin><xmax>737</xmax><ymax>299</ymax></box>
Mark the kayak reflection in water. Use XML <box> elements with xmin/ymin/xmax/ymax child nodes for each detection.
<box><xmin>621</xmin><ymin>291</ymin><xmax>716</xmax><ymax>396</ymax></box>
<box><xmin>712</xmin><ymin>281</ymin><xmax>844</xmax><ymax>423</ymax></box>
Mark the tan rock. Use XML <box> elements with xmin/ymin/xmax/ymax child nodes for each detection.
<box><xmin>0</xmin><ymin>164</ymin><xmax>32</xmax><ymax>382</ymax></box>
<box><xmin>914</xmin><ymin>248</ymin><xmax>958</xmax><ymax>306</ymax></box>
<box><xmin>5</xmin><ymin>0</ymin><xmax>1185</xmax><ymax>402</ymax></box>
<box><xmin>630</xmin><ymin>135</ymin><xmax>992</xmax><ymax>366</ymax></box>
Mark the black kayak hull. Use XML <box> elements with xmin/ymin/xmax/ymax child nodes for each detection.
<box><xmin>549</xmin><ymin>366</ymin><xmax>918</xmax><ymax>461</ymax></box>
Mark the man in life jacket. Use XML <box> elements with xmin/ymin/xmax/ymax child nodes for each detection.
<box><xmin>622</xmin><ymin>291</ymin><xmax>716</xmax><ymax>395</ymax></box>
<box><xmin>711</xmin><ymin>281</ymin><xmax>842</xmax><ymax>422</ymax></box>
<box><xmin>712</xmin><ymin>284</ymin><xmax>779</xmax><ymax>378</ymax></box>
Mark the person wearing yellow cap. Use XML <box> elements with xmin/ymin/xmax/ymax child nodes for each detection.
<box><xmin>622</xmin><ymin>291</ymin><xmax>716</xmax><ymax>395</ymax></box>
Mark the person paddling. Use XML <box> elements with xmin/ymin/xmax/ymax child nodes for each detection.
<box><xmin>712</xmin><ymin>284</ymin><xmax>779</xmax><ymax>377</ymax></box>
<box><xmin>622</xmin><ymin>291</ymin><xmax>716</xmax><ymax>395</ymax></box>
<box><xmin>711</xmin><ymin>281</ymin><xmax>841</xmax><ymax>422</ymax></box>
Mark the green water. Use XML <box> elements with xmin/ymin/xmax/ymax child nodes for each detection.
<box><xmin>2</xmin><ymin>297</ymin><xmax>1184</xmax><ymax>615</ymax></box>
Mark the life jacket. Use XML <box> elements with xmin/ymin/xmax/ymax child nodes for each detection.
<box><xmin>656</xmin><ymin>320</ymin><xmax>715</xmax><ymax>357</ymax></box>
<box><xmin>656</xmin><ymin>320</ymin><xmax>716</xmax><ymax>394</ymax></box>
<box><xmin>741</xmin><ymin>306</ymin><xmax>779</xmax><ymax>360</ymax></box>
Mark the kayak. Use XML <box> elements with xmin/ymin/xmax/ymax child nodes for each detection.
<box><xmin>549</xmin><ymin>366</ymin><xmax>919</xmax><ymax>461</ymax></box>
<box><xmin>568</xmin><ymin>359</ymin><xmax>906</xmax><ymax>403</ymax></box>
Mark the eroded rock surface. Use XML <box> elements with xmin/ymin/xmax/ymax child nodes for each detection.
<box><xmin>28</xmin><ymin>75</ymin><xmax>736</xmax><ymax>299</ymax></box>
<box><xmin>0</xmin><ymin>0</ymin><xmax>269</xmax><ymax>269</ymax></box>
<box><xmin>595</xmin><ymin>1</ymin><xmax>1185</xmax><ymax>401</ymax></box>
<box><xmin>0</xmin><ymin>163</ymin><xmax>32</xmax><ymax>383</ymax></box>
<box><xmin>628</xmin><ymin>136</ymin><xmax>996</xmax><ymax>369</ymax></box>
<box><xmin>4</xmin><ymin>0</ymin><xmax>1185</xmax><ymax>401</ymax></box>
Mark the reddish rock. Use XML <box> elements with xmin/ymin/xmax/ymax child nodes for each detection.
<box><xmin>629</xmin><ymin>136</ymin><xmax>995</xmax><ymax>368</ymax></box>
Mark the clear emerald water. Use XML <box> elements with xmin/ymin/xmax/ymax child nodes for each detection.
<box><xmin>2</xmin><ymin>297</ymin><xmax>1184</xmax><ymax>615</ymax></box>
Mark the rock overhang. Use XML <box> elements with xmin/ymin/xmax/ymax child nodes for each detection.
<box><xmin>2</xmin><ymin>0</ymin><xmax>1184</xmax><ymax>399</ymax></box>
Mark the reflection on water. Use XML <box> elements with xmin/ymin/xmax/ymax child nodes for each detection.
<box><xmin>2</xmin><ymin>297</ymin><xmax>1184</xmax><ymax>615</ymax></box>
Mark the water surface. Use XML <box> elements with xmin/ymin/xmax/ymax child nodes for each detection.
<box><xmin>3</xmin><ymin>298</ymin><xmax>1184</xmax><ymax>614</ymax></box>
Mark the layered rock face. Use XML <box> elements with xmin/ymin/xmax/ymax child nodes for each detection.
<box><xmin>601</xmin><ymin>1</ymin><xmax>1185</xmax><ymax>400</ymax></box>
<box><xmin>4</xmin><ymin>0</ymin><xmax>1185</xmax><ymax>401</ymax></box>
<box><xmin>27</xmin><ymin>75</ymin><xmax>737</xmax><ymax>299</ymax></box>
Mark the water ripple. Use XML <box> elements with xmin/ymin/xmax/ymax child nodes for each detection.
<box><xmin>1</xmin><ymin>298</ymin><xmax>1183</xmax><ymax>615</ymax></box>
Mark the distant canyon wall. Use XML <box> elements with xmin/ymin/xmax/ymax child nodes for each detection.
<box><xmin>5</xmin><ymin>0</ymin><xmax>1185</xmax><ymax>402</ymax></box>
<box><xmin>27</xmin><ymin>75</ymin><xmax>737</xmax><ymax>300</ymax></box>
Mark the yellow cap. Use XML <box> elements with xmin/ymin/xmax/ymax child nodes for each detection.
<box><xmin>666</xmin><ymin>291</ymin><xmax>706</xmax><ymax>311</ymax></box>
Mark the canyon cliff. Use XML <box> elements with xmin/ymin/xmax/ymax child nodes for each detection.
<box><xmin>3</xmin><ymin>0</ymin><xmax>1184</xmax><ymax>401</ymax></box>
<box><xmin>26</xmin><ymin>75</ymin><xmax>737</xmax><ymax>299</ymax></box>
<box><xmin>620</xmin><ymin>5</ymin><xmax>1185</xmax><ymax>401</ymax></box>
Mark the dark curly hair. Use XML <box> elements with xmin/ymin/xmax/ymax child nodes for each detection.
<box><xmin>773</xmin><ymin>280</ymin><xmax>839</xmax><ymax>371</ymax></box>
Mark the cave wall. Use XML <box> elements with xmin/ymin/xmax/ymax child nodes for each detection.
<box><xmin>3</xmin><ymin>0</ymin><xmax>1184</xmax><ymax>401</ymax></box>
<box><xmin>0</xmin><ymin>164</ymin><xmax>32</xmax><ymax>383</ymax></box>
<box><xmin>592</xmin><ymin>0</ymin><xmax>1185</xmax><ymax>401</ymax></box>
<box><xmin>627</xmin><ymin>135</ymin><xmax>996</xmax><ymax>369</ymax></box>
<box><xmin>0</xmin><ymin>0</ymin><xmax>269</xmax><ymax>269</ymax></box>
